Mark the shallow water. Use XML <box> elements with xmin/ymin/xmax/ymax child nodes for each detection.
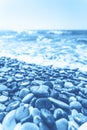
<box><xmin>0</xmin><ymin>30</ymin><xmax>87</xmax><ymax>72</ymax></box>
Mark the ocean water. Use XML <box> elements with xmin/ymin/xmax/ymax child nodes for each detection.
<box><xmin>0</xmin><ymin>30</ymin><xmax>87</xmax><ymax>72</ymax></box>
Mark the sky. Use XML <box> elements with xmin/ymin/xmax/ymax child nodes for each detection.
<box><xmin>0</xmin><ymin>0</ymin><xmax>87</xmax><ymax>30</ymax></box>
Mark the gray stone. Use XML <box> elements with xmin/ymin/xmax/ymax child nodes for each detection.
<box><xmin>2</xmin><ymin>110</ymin><xmax>16</xmax><ymax>130</ymax></box>
<box><xmin>22</xmin><ymin>93</ymin><xmax>34</xmax><ymax>103</ymax></box>
<box><xmin>70</xmin><ymin>101</ymin><xmax>82</xmax><ymax>111</ymax></box>
<box><xmin>19</xmin><ymin>88</ymin><xmax>29</xmax><ymax>99</ymax></box>
<box><xmin>30</xmin><ymin>85</ymin><xmax>50</xmax><ymax>97</ymax></box>
<box><xmin>35</xmin><ymin>98</ymin><xmax>52</xmax><ymax>110</ymax></box>
<box><xmin>21</xmin><ymin>122</ymin><xmax>39</xmax><ymax>130</ymax></box>
<box><xmin>15</xmin><ymin>105</ymin><xmax>29</xmax><ymax>122</ymax></box>
<box><xmin>0</xmin><ymin>95</ymin><xmax>8</xmax><ymax>103</ymax></box>
<box><xmin>56</xmin><ymin>118</ymin><xmax>68</xmax><ymax>130</ymax></box>
<box><xmin>48</xmin><ymin>97</ymin><xmax>70</xmax><ymax>111</ymax></box>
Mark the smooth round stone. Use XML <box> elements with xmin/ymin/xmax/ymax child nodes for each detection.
<box><xmin>30</xmin><ymin>85</ymin><xmax>50</xmax><ymax>97</ymax></box>
<box><xmin>56</xmin><ymin>118</ymin><xmax>68</xmax><ymax>130</ymax></box>
<box><xmin>19</xmin><ymin>88</ymin><xmax>30</xmax><ymax>99</ymax></box>
<box><xmin>69</xmin><ymin>96</ymin><xmax>77</xmax><ymax>103</ymax></box>
<box><xmin>21</xmin><ymin>122</ymin><xmax>39</xmax><ymax>130</ymax></box>
<box><xmin>40</xmin><ymin>108</ymin><xmax>56</xmax><ymax>129</ymax></box>
<box><xmin>22</xmin><ymin>93</ymin><xmax>34</xmax><ymax>103</ymax></box>
<box><xmin>2</xmin><ymin>110</ymin><xmax>16</xmax><ymax>130</ymax></box>
<box><xmin>64</xmin><ymin>81</ymin><xmax>74</xmax><ymax>88</ymax></box>
<box><xmin>0</xmin><ymin>84</ymin><xmax>8</xmax><ymax>92</ymax></box>
<box><xmin>73</xmin><ymin>113</ymin><xmax>87</xmax><ymax>125</ymax></box>
<box><xmin>0</xmin><ymin>95</ymin><xmax>8</xmax><ymax>103</ymax></box>
<box><xmin>6</xmin><ymin>101</ymin><xmax>20</xmax><ymax>111</ymax></box>
<box><xmin>15</xmin><ymin>105</ymin><xmax>29</xmax><ymax>122</ymax></box>
<box><xmin>0</xmin><ymin>103</ymin><xmax>6</xmax><ymax>112</ymax></box>
<box><xmin>35</xmin><ymin>98</ymin><xmax>52</xmax><ymax>110</ymax></box>
<box><xmin>78</xmin><ymin>122</ymin><xmax>87</xmax><ymax>130</ymax></box>
<box><xmin>70</xmin><ymin>101</ymin><xmax>82</xmax><ymax>111</ymax></box>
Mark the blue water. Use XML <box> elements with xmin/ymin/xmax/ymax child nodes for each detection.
<box><xmin>0</xmin><ymin>30</ymin><xmax>87</xmax><ymax>72</ymax></box>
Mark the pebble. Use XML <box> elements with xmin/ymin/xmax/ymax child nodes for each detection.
<box><xmin>0</xmin><ymin>95</ymin><xmax>8</xmax><ymax>103</ymax></box>
<box><xmin>30</xmin><ymin>85</ymin><xmax>50</xmax><ymax>97</ymax></box>
<box><xmin>15</xmin><ymin>105</ymin><xmax>29</xmax><ymax>122</ymax></box>
<box><xmin>19</xmin><ymin>88</ymin><xmax>30</xmax><ymax>99</ymax></box>
<box><xmin>14</xmin><ymin>123</ymin><xmax>22</xmax><ymax>130</ymax></box>
<box><xmin>56</xmin><ymin>118</ymin><xmax>68</xmax><ymax>130</ymax></box>
<box><xmin>0</xmin><ymin>84</ymin><xmax>8</xmax><ymax>92</ymax></box>
<box><xmin>6</xmin><ymin>100</ymin><xmax>20</xmax><ymax>111</ymax></box>
<box><xmin>70</xmin><ymin>101</ymin><xmax>82</xmax><ymax>111</ymax></box>
<box><xmin>22</xmin><ymin>93</ymin><xmax>34</xmax><ymax>103</ymax></box>
<box><xmin>48</xmin><ymin>97</ymin><xmax>70</xmax><ymax>111</ymax></box>
<box><xmin>64</xmin><ymin>81</ymin><xmax>74</xmax><ymax>88</ymax></box>
<box><xmin>2</xmin><ymin>110</ymin><xmax>16</xmax><ymax>130</ymax></box>
<box><xmin>0</xmin><ymin>103</ymin><xmax>6</xmax><ymax>112</ymax></box>
<box><xmin>21</xmin><ymin>122</ymin><xmax>39</xmax><ymax>130</ymax></box>
<box><xmin>78</xmin><ymin>122</ymin><xmax>87</xmax><ymax>130</ymax></box>
<box><xmin>35</xmin><ymin>98</ymin><xmax>52</xmax><ymax>110</ymax></box>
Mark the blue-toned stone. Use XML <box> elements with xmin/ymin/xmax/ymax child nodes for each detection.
<box><xmin>56</xmin><ymin>118</ymin><xmax>68</xmax><ymax>130</ymax></box>
<box><xmin>22</xmin><ymin>93</ymin><xmax>34</xmax><ymax>103</ymax></box>
<box><xmin>70</xmin><ymin>101</ymin><xmax>82</xmax><ymax>111</ymax></box>
<box><xmin>21</xmin><ymin>122</ymin><xmax>39</xmax><ymax>130</ymax></box>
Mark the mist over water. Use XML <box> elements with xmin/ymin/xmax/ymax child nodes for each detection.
<box><xmin>0</xmin><ymin>30</ymin><xmax>87</xmax><ymax>72</ymax></box>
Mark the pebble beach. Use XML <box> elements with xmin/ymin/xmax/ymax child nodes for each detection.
<box><xmin>0</xmin><ymin>30</ymin><xmax>87</xmax><ymax>130</ymax></box>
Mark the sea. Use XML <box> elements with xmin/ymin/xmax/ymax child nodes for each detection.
<box><xmin>0</xmin><ymin>30</ymin><xmax>87</xmax><ymax>72</ymax></box>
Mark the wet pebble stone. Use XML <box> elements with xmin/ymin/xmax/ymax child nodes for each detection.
<box><xmin>15</xmin><ymin>105</ymin><xmax>29</xmax><ymax>122</ymax></box>
<box><xmin>0</xmin><ymin>95</ymin><xmax>8</xmax><ymax>103</ymax></box>
<box><xmin>70</xmin><ymin>101</ymin><xmax>82</xmax><ymax>112</ymax></box>
<box><xmin>35</xmin><ymin>98</ymin><xmax>52</xmax><ymax>110</ymax></box>
<box><xmin>21</xmin><ymin>122</ymin><xmax>39</xmax><ymax>130</ymax></box>
<box><xmin>0</xmin><ymin>84</ymin><xmax>8</xmax><ymax>92</ymax></box>
<box><xmin>19</xmin><ymin>88</ymin><xmax>30</xmax><ymax>99</ymax></box>
<box><xmin>0</xmin><ymin>103</ymin><xmax>6</xmax><ymax>112</ymax></box>
<box><xmin>22</xmin><ymin>93</ymin><xmax>34</xmax><ymax>103</ymax></box>
<box><xmin>30</xmin><ymin>85</ymin><xmax>50</xmax><ymax>97</ymax></box>
<box><xmin>6</xmin><ymin>100</ymin><xmax>20</xmax><ymax>111</ymax></box>
<box><xmin>56</xmin><ymin>118</ymin><xmax>68</xmax><ymax>130</ymax></box>
<box><xmin>2</xmin><ymin>110</ymin><xmax>16</xmax><ymax>130</ymax></box>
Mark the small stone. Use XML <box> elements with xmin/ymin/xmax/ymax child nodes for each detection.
<box><xmin>43</xmin><ymin>81</ymin><xmax>53</xmax><ymax>89</ymax></box>
<box><xmin>64</xmin><ymin>81</ymin><xmax>74</xmax><ymax>88</ymax></box>
<box><xmin>70</xmin><ymin>101</ymin><xmax>82</xmax><ymax>111</ymax></box>
<box><xmin>15</xmin><ymin>105</ymin><xmax>29</xmax><ymax>122</ymax></box>
<box><xmin>81</xmin><ymin>99</ymin><xmax>87</xmax><ymax>108</ymax></box>
<box><xmin>0</xmin><ymin>84</ymin><xmax>8</xmax><ymax>92</ymax></box>
<box><xmin>0</xmin><ymin>95</ymin><xmax>8</xmax><ymax>103</ymax></box>
<box><xmin>2</xmin><ymin>110</ymin><xmax>16</xmax><ymax>130</ymax></box>
<box><xmin>22</xmin><ymin>93</ymin><xmax>34</xmax><ymax>103</ymax></box>
<box><xmin>81</xmin><ymin>107</ymin><xmax>87</xmax><ymax>116</ymax></box>
<box><xmin>69</xmin><ymin>96</ymin><xmax>77</xmax><ymax>103</ymax></box>
<box><xmin>19</xmin><ymin>88</ymin><xmax>29</xmax><ymax>99</ymax></box>
<box><xmin>0</xmin><ymin>103</ymin><xmax>6</xmax><ymax>112</ymax></box>
<box><xmin>56</xmin><ymin>118</ymin><xmax>68</xmax><ymax>130</ymax></box>
<box><xmin>21</xmin><ymin>122</ymin><xmax>39</xmax><ymax>130</ymax></box>
<box><xmin>78</xmin><ymin>122</ymin><xmax>87</xmax><ymax>130</ymax></box>
<box><xmin>35</xmin><ymin>98</ymin><xmax>52</xmax><ymax>110</ymax></box>
<box><xmin>6</xmin><ymin>101</ymin><xmax>20</xmax><ymax>111</ymax></box>
<box><xmin>30</xmin><ymin>107</ymin><xmax>40</xmax><ymax>117</ymax></box>
<box><xmin>30</xmin><ymin>85</ymin><xmax>50</xmax><ymax>97</ymax></box>
<box><xmin>33</xmin><ymin>115</ymin><xmax>41</xmax><ymax>125</ymax></box>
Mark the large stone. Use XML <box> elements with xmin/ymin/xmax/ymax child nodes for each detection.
<box><xmin>21</xmin><ymin>122</ymin><xmax>39</xmax><ymax>130</ymax></box>
<box><xmin>78</xmin><ymin>122</ymin><xmax>87</xmax><ymax>130</ymax></box>
<box><xmin>56</xmin><ymin>118</ymin><xmax>68</xmax><ymax>130</ymax></box>
<box><xmin>2</xmin><ymin>110</ymin><xmax>16</xmax><ymax>130</ymax></box>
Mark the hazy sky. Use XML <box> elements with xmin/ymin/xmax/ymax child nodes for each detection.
<box><xmin>0</xmin><ymin>0</ymin><xmax>87</xmax><ymax>30</ymax></box>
